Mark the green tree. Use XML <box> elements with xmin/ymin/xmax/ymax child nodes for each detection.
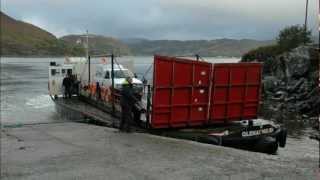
<box><xmin>242</xmin><ymin>24</ymin><xmax>313</xmax><ymax>62</ymax></box>
<box><xmin>277</xmin><ymin>25</ymin><xmax>312</xmax><ymax>51</ymax></box>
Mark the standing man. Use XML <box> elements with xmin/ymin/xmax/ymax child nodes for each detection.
<box><xmin>62</xmin><ymin>73</ymin><xmax>72</xmax><ymax>98</ymax></box>
<box><xmin>119</xmin><ymin>77</ymin><xmax>138</xmax><ymax>132</ymax></box>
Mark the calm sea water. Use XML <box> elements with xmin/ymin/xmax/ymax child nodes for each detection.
<box><xmin>1</xmin><ymin>57</ymin><xmax>318</xmax><ymax>160</ymax></box>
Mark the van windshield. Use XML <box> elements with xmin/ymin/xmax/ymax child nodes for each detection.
<box><xmin>114</xmin><ymin>70</ymin><xmax>134</xmax><ymax>78</ymax></box>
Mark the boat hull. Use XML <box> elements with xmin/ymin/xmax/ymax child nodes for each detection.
<box><xmin>52</xmin><ymin>96</ymin><xmax>287</xmax><ymax>154</ymax></box>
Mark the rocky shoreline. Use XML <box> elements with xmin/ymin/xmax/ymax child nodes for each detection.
<box><xmin>258</xmin><ymin>46</ymin><xmax>319</xmax><ymax>136</ymax></box>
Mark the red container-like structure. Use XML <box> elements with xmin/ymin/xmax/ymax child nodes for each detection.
<box><xmin>151</xmin><ymin>55</ymin><xmax>262</xmax><ymax>129</ymax></box>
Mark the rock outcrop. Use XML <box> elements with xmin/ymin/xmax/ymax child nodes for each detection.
<box><xmin>260</xmin><ymin>46</ymin><xmax>319</xmax><ymax>125</ymax></box>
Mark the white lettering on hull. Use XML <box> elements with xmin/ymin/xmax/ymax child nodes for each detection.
<box><xmin>241</xmin><ymin>128</ymin><xmax>274</xmax><ymax>137</ymax></box>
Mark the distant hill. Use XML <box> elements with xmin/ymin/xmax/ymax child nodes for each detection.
<box><xmin>1</xmin><ymin>11</ymin><xmax>274</xmax><ymax>57</ymax></box>
<box><xmin>61</xmin><ymin>35</ymin><xmax>131</xmax><ymax>55</ymax></box>
<box><xmin>120</xmin><ymin>38</ymin><xmax>149</xmax><ymax>45</ymax></box>
<box><xmin>123</xmin><ymin>38</ymin><xmax>275</xmax><ymax>57</ymax></box>
<box><xmin>0</xmin><ymin>11</ymin><xmax>84</xmax><ymax>56</ymax></box>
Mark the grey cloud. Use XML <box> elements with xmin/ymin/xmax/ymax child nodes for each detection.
<box><xmin>2</xmin><ymin>0</ymin><xmax>318</xmax><ymax>40</ymax></box>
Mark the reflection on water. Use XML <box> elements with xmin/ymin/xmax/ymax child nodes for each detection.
<box><xmin>1</xmin><ymin>57</ymin><xmax>318</xmax><ymax>159</ymax></box>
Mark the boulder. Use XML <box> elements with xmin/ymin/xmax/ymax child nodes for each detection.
<box><xmin>287</xmin><ymin>78</ymin><xmax>304</xmax><ymax>93</ymax></box>
<box><xmin>265</xmin><ymin>46</ymin><xmax>312</xmax><ymax>80</ymax></box>
<box><xmin>283</xmin><ymin>46</ymin><xmax>311</xmax><ymax>79</ymax></box>
<box><xmin>263</xmin><ymin>76</ymin><xmax>281</xmax><ymax>93</ymax></box>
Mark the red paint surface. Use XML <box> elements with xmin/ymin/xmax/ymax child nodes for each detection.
<box><xmin>151</xmin><ymin>55</ymin><xmax>262</xmax><ymax>129</ymax></box>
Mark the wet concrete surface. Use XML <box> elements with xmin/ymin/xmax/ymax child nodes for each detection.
<box><xmin>1</xmin><ymin>122</ymin><xmax>319</xmax><ymax>180</ymax></box>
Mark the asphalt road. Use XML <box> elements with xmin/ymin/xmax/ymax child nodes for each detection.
<box><xmin>1</xmin><ymin>122</ymin><xmax>319</xmax><ymax>180</ymax></box>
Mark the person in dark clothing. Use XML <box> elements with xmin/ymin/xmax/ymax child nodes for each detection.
<box><xmin>62</xmin><ymin>74</ymin><xmax>73</xmax><ymax>98</ymax></box>
<box><xmin>119</xmin><ymin>77</ymin><xmax>138</xmax><ymax>132</ymax></box>
<box><xmin>96</xmin><ymin>82</ymin><xmax>101</xmax><ymax>100</ymax></box>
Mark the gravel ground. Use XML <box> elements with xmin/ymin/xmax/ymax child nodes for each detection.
<box><xmin>1</xmin><ymin>122</ymin><xmax>319</xmax><ymax>180</ymax></box>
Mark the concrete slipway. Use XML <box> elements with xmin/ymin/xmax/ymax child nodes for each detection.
<box><xmin>1</xmin><ymin>122</ymin><xmax>319</xmax><ymax>180</ymax></box>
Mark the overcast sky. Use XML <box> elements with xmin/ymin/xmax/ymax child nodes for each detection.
<box><xmin>2</xmin><ymin>0</ymin><xmax>318</xmax><ymax>40</ymax></box>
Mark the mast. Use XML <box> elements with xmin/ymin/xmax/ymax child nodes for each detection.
<box><xmin>86</xmin><ymin>30</ymin><xmax>90</xmax><ymax>85</ymax></box>
<box><xmin>318</xmin><ymin>0</ymin><xmax>320</xmax><ymax>45</ymax></box>
<box><xmin>86</xmin><ymin>30</ymin><xmax>89</xmax><ymax>60</ymax></box>
<box><xmin>111</xmin><ymin>53</ymin><xmax>115</xmax><ymax>117</ymax></box>
<box><xmin>88</xmin><ymin>55</ymin><xmax>91</xmax><ymax>85</ymax></box>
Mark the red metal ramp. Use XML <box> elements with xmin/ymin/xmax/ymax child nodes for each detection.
<box><xmin>209</xmin><ymin>63</ymin><xmax>262</xmax><ymax>123</ymax></box>
<box><xmin>151</xmin><ymin>55</ymin><xmax>262</xmax><ymax>129</ymax></box>
<box><xmin>151</xmin><ymin>55</ymin><xmax>212</xmax><ymax>128</ymax></box>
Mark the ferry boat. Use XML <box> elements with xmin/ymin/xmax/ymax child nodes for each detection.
<box><xmin>48</xmin><ymin>54</ymin><xmax>287</xmax><ymax>154</ymax></box>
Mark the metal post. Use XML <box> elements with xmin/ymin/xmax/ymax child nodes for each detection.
<box><xmin>304</xmin><ymin>0</ymin><xmax>309</xmax><ymax>44</ymax></box>
<box><xmin>86</xmin><ymin>30</ymin><xmax>89</xmax><ymax>60</ymax></box>
<box><xmin>146</xmin><ymin>85</ymin><xmax>151</xmax><ymax>129</ymax></box>
<box><xmin>111</xmin><ymin>53</ymin><xmax>115</xmax><ymax>116</ymax></box>
<box><xmin>88</xmin><ymin>55</ymin><xmax>91</xmax><ymax>85</ymax></box>
<box><xmin>318</xmin><ymin>0</ymin><xmax>320</xmax><ymax>46</ymax></box>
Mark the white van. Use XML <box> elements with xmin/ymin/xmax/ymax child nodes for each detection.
<box><xmin>95</xmin><ymin>64</ymin><xmax>143</xmax><ymax>92</ymax></box>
